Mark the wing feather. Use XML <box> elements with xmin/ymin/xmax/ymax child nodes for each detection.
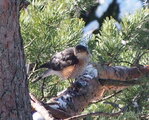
<box><xmin>39</xmin><ymin>47</ymin><xmax>79</xmax><ymax>71</ymax></box>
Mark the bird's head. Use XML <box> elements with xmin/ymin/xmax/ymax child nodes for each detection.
<box><xmin>74</xmin><ymin>45</ymin><xmax>89</xmax><ymax>59</ymax></box>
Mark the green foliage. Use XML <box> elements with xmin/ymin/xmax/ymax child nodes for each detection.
<box><xmin>90</xmin><ymin>112</ymin><xmax>140</xmax><ymax>120</ymax></box>
<box><xmin>117</xmin><ymin>112</ymin><xmax>140</xmax><ymax>120</ymax></box>
<box><xmin>73</xmin><ymin>0</ymin><xmax>97</xmax><ymax>12</ymax></box>
<box><xmin>67</xmin><ymin>0</ymin><xmax>97</xmax><ymax>18</ymax></box>
<box><xmin>87</xmin><ymin>9</ymin><xmax>149</xmax><ymax>119</ymax></box>
<box><xmin>21</xmin><ymin>0</ymin><xmax>84</xmax><ymax>62</ymax></box>
<box><xmin>20</xmin><ymin>0</ymin><xmax>149</xmax><ymax>119</ymax></box>
<box><xmin>20</xmin><ymin>0</ymin><xmax>84</xmax><ymax>97</ymax></box>
<box><xmin>90</xmin><ymin>9</ymin><xmax>149</xmax><ymax>66</ymax></box>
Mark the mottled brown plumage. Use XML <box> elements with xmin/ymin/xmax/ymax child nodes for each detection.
<box><xmin>32</xmin><ymin>45</ymin><xmax>90</xmax><ymax>82</ymax></box>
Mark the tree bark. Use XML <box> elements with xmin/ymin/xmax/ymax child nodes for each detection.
<box><xmin>31</xmin><ymin>64</ymin><xmax>149</xmax><ymax>119</ymax></box>
<box><xmin>0</xmin><ymin>0</ymin><xmax>32</xmax><ymax>120</ymax></box>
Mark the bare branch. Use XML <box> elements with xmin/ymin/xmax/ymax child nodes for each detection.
<box><xmin>95</xmin><ymin>64</ymin><xmax>149</xmax><ymax>80</ymax></box>
<box><xmin>99</xmin><ymin>79</ymin><xmax>141</xmax><ymax>86</ymax></box>
<box><xmin>91</xmin><ymin>90</ymin><xmax>123</xmax><ymax>104</ymax></box>
<box><xmin>27</xmin><ymin>63</ymin><xmax>38</xmax><ymax>80</ymax></box>
<box><xmin>30</xmin><ymin>64</ymin><xmax>149</xmax><ymax>119</ymax></box>
<box><xmin>132</xmin><ymin>51</ymin><xmax>148</xmax><ymax>67</ymax></box>
<box><xmin>30</xmin><ymin>93</ymin><xmax>53</xmax><ymax>120</ymax></box>
<box><xmin>30</xmin><ymin>93</ymin><xmax>71</xmax><ymax>119</ymax></box>
<box><xmin>40</xmin><ymin>79</ymin><xmax>46</xmax><ymax>100</ymax></box>
<box><xmin>65</xmin><ymin>106</ymin><xmax>127</xmax><ymax>120</ymax></box>
<box><xmin>24</xmin><ymin>39</ymin><xmax>35</xmax><ymax>49</ymax></box>
<box><xmin>103</xmin><ymin>102</ymin><xmax>121</xmax><ymax>110</ymax></box>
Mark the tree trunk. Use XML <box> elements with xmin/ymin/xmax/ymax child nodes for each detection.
<box><xmin>0</xmin><ymin>0</ymin><xmax>32</xmax><ymax>120</ymax></box>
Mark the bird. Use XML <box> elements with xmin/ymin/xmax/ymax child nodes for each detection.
<box><xmin>32</xmin><ymin>45</ymin><xmax>90</xmax><ymax>83</ymax></box>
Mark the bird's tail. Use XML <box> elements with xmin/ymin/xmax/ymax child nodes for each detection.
<box><xmin>37</xmin><ymin>62</ymin><xmax>51</xmax><ymax>69</ymax></box>
<box><xmin>31</xmin><ymin>69</ymin><xmax>52</xmax><ymax>83</ymax></box>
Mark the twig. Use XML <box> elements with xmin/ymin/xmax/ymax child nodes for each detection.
<box><xmin>132</xmin><ymin>51</ymin><xmax>148</xmax><ymax>67</ymax></box>
<box><xmin>24</xmin><ymin>39</ymin><xmax>35</xmax><ymax>49</ymax></box>
<box><xmin>113</xmin><ymin>60</ymin><xmax>133</xmax><ymax>65</ymax></box>
<box><xmin>99</xmin><ymin>79</ymin><xmax>141</xmax><ymax>86</ymax></box>
<box><xmin>65</xmin><ymin>106</ymin><xmax>127</xmax><ymax>120</ymax></box>
<box><xmin>103</xmin><ymin>102</ymin><xmax>121</xmax><ymax>110</ymax></box>
<box><xmin>91</xmin><ymin>90</ymin><xmax>123</xmax><ymax>104</ymax></box>
<box><xmin>27</xmin><ymin>63</ymin><xmax>38</xmax><ymax>80</ymax></box>
<box><xmin>40</xmin><ymin>79</ymin><xmax>46</xmax><ymax>100</ymax></box>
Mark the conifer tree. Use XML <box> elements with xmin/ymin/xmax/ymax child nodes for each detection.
<box><xmin>21</xmin><ymin>0</ymin><xmax>149</xmax><ymax>119</ymax></box>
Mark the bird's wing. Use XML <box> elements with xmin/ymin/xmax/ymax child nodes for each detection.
<box><xmin>50</xmin><ymin>47</ymin><xmax>79</xmax><ymax>71</ymax></box>
<box><xmin>39</xmin><ymin>47</ymin><xmax>79</xmax><ymax>71</ymax></box>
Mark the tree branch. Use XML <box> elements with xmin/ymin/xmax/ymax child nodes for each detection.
<box><xmin>30</xmin><ymin>93</ymin><xmax>53</xmax><ymax>120</ymax></box>
<box><xmin>30</xmin><ymin>93</ymin><xmax>71</xmax><ymax>119</ymax></box>
<box><xmin>99</xmin><ymin>79</ymin><xmax>141</xmax><ymax>86</ymax></box>
<box><xmin>95</xmin><ymin>64</ymin><xmax>149</xmax><ymax>81</ymax></box>
<box><xmin>91</xmin><ymin>90</ymin><xmax>123</xmax><ymax>104</ymax></box>
<box><xmin>65</xmin><ymin>105</ymin><xmax>127</xmax><ymax>120</ymax></box>
<box><xmin>30</xmin><ymin>64</ymin><xmax>149</xmax><ymax>119</ymax></box>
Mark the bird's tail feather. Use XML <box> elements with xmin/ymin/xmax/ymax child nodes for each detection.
<box><xmin>38</xmin><ymin>62</ymin><xmax>51</xmax><ymax>69</ymax></box>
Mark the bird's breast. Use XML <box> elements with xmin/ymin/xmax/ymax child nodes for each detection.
<box><xmin>61</xmin><ymin>59</ymin><xmax>88</xmax><ymax>79</ymax></box>
<box><xmin>61</xmin><ymin>65</ymin><xmax>76</xmax><ymax>79</ymax></box>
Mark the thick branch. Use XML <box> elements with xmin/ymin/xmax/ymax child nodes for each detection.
<box><xmin>96</xmin><ymin>64</ymin><xmax>149</xmax><ymax>90</ymax></box>
<box><xmin>30</xmin><ymin>93</ymin><xmax>71</xmax><ymax>119</ymax></box>
<box><xmin>31</xmin><ymin>64</ymin><xmax>149</xmax><ymax>119</ymax></box>
<box><xmin>96</xmin><ymin>64</ymin><xmax>149</xmax><ymax>80</ymax></box>
<box><xmin>30</xmin><ymin>93</ymin><xmax>53</xmax><ymax>120</ymax></box>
